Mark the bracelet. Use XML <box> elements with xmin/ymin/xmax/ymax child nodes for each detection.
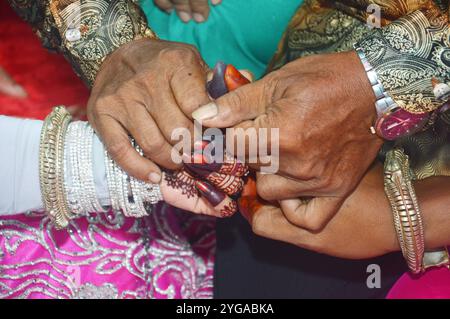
<box><xmin>80</xmin><ymin>123</ymin><xmax>105</xmax><ymax>213</ymax></box>
<box><xmin>384</xmin><ymin>148</ymin><xmax>425</xmax><ymax>274</ymax></box>
<box><xmin>104</xmin><ymin>141</ymin><xmax>162</xmax><ymax>218</ymax></box>
<box><xmin>65</xmin><ymin>121</ymin><xmax>83</xmax><ymax>217</ymax></box>
<box><xmin>42</xmin><ymin>106</ymin><xmax>163</xmax><ymax>228</ymax></box>
<box><xmin>39</xmin><ymin>106</ymin><xmax>72</xmax><ymax>229</ymax></box>
<box><xmin>354</xmin><ymin>46</ymin><xmax>398</xmax><ymax>134</ymax></box>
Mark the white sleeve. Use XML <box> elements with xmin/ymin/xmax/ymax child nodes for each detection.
<box><xmin>0</xmin><ymin>116</ymin><xmax>110</xmax><ymax>216</ymax></box>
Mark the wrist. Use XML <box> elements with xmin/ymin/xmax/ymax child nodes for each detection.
<box><xmin>415</xmin><ymin>176</ymin><xmax>450</xmax><ymax>250</ymax></box>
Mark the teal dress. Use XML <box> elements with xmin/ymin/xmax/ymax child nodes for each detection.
<box><xmin>140</xmin><ymin>0</ymin><xmax>303</xmax><ymax>79</ymax></box>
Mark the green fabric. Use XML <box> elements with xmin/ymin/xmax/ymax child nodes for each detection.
<box><xmin>140</xmin><ymin>0</ymin><xmax>303</xmax><ymax>79</ymax></box>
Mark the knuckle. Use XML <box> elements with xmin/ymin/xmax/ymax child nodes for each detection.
<box><xmin>107</xmin><ymin>140</ymin><xmax>130</xmax><ymax>163</ymax></box>
<box><xmin>255</xmin><ymin>179</ymin><xmax>274</xmax><ymax>201</ymax></box>
<box><xmin>227</xmin><ymin>91</ymin><xmax>246</xmax><ymax>114</ymax></box>
<box><xmin>141</xmin><ymin>136</ymin><xmax>167</xmax><ymax>157</ymax></box>
<box><xmin>251</xmin><ymin>214</ymin><xmax>265</xmax><ymax>237</ymax></box>
<box><xmin>158</xmin><ymin>47</ymin><xmax>185</xmax><ymax>62</ymax></box>
<box><xmin>158</xmin><ymin>45</ymin><xmax>197</xmax><ymax>63</ymax></box>
<box><xmin>303</xmin><ymin>217</ymin><xmax>326</xmax><ymax>232</ymax></box>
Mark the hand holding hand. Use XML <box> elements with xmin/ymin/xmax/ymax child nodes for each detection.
<box><xmin>88</xmin><ymin>39</ymin><xmax>211</xmax><ymax>184</ymax></box>
<box><xmin>240</xmin><ymin>166</ymin><xmax>450</xmax><ymax>259</ymax></box>
<box><xmin>193</xmin><ymin>51</ymin><xmax>382</xmax><ymax>231</ymax></box>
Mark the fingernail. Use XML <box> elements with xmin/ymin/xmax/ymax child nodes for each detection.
<box><xmin>192</xmin><ymin>102</ymin><xmax>218</xmax><ymax>121</ymax></box>
<box><xmin>166</xmin><ymin>8</ymin><xmax>173</xmax><ymax>14</ymax></box>
<box><xmin>149</xmin><ymin>172</ymin><xmax>161</xmax><ymax>184</ymax></box>
<box><xmin>211</xmin><ymin>0</ymin><xmax>221</xmax><ymax>5</ymax></box>
<box><xmin>178</xmin><ymin>11</ymin><xmax>191</xmax><ymax>23</ymax></box>
<box><xmin>207</xmin><ymin>62</ymin><xmax>228</xmax><ymax>99</ymax></box>
<box><xmin>193</xmin><ymin>13</ymin><xmax>205</xmax><ymax>23</ymax></box>
<box><xmin>195</xmin><ymin>180</ymin><xmax>225</xmax><ymax>206</ymax></box>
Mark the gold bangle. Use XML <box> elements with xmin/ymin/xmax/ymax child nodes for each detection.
<box><xmin>39</xmin><ymin>106</ymin><xmax>72</xmax><ymax>229</ymax></box>
<box><xmin>384</xmin><ymin>148</ymin><xmax>425</xmax><ymax>274</ymax></box>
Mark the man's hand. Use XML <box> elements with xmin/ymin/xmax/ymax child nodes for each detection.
<box><xmin>239</xmin><ymin>165</ymin><xmax>400</xmax><ymax>259</ymax></box>
<box><xmin>193</xmin><ymin>51</ymin><xmax>382</xmax><ymax>231</ymax></box>
<box><xmin>154</xmin><ymin>0</ymin><xmax>222</xmax><ymax>23</ymax></box>
<box><xmin>240</xmin><ymin>167</ymin><xmax>450</xmax><ymax>259</ymax></box>
<box><xmin>88</xmin><ymin>38</ymin><xmax>211</xmax><ymax>183</ymax></box>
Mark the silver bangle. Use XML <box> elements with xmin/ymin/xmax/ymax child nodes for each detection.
<box><xmin>103</xmin><ymin>140</ymin><xmax>162</xmax><ymax>217</ymax></box>
<box><xmin>39</xmin><ymin>106</ymin><xmax>72</xmax><ymax>229</ymax></box>
<box><xmin>80</xmin><ymin>123</ymin><xmax>105</xmax><ymax>213</ymax></box>
<box><xmin>354</xmin><ymin>46</ymin><xmax>398</xmax><ymax>117</ymax></box>
<box><xmin>65</xmin><ymin>121</ymin><xmax>83</xmax><ymax>217</ymax></box>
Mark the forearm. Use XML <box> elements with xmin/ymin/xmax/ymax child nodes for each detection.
<box><xmin>8</xmin><ymin>0</ymin><xmax>157</xmax><ymax>87</ymax></box>
<box><xmin>416</xmin><ymin>176</ymin><xmax>450</xmax><ymax>249</ymax></box>
<box><xmin>0</xmin><ymin>116</ymin><xmax>109</xmax><ymax>215</ymax></box>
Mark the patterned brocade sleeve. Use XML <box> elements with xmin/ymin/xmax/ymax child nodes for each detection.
<box><xmin>356</xmin><ymin>5</ymin><xmax>450</xmax><ymax>114</ymax></box>
<box><xmin>8</xmin><ymin>0</ymin><xmax>157</xmax><ymax>87</ymax></box>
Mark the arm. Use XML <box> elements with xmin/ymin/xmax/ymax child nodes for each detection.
<box><xmin>0</xmin><ymin>113</ymin><xmax>243</xmax><ymax>219</ymax></box>
<box><xmin>239</xmin><ymin>164</ymin><xmax>450</xmax><ymax>260</ymax></box>
<box><xmin>8</xmin><ymin>0</ymin><xmax>213</xmax><ymax>184</ymax></box>
<box><xmin>8</xmin><ymin>0</ymin><xmax>156</xmax><ymax>87</ymax></box>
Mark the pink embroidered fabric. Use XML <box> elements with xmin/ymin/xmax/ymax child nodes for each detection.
<box><xmin>0</xmin><ymin>203</ymin><xmax>215</xmax><ymax>298</ymax></box>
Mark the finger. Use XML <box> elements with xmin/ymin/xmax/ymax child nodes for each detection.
<box><xmin>211</xmin><ymin>0</ymin><xmax>222</xmax><ymax>5</ymax></box>
<box><xmin>238</xmin><ymin>176</ymin><xmax>261</xmax><ymax>222</ymax></box>
<box><xmin>192</xmin><ymin>78</ymin><xmax>270</xmax><ymax>127</ymax></box>
<box><xmin>172</xmin><ymin>0</ymin><xmax>193</xmax><ymax>22</ymax></box>
<box><xmin>189</xmin><ymin>0</ymin><xmax>210</xmax><ymax>22</ymax></box>
<box><xmin>184</xmin><ymin>163</ymin><xmax>244</xmax><ymax>195</ymax></box>
<box><xmin>279</xmin><ymin>196</ymin><xmax>345</xmax><ymax>231</ymax></box>
<box><xmin>238</xmin><ymin>69</ymin><xmax>254</xmax><ymax>83</ymax></box>
<box><xmin>125</xmin><ymin>105</ymin><xmax>180</xmax><ymax>170</ymax></box>
<box><xmin>246</xmin><ymin>203</ymin><xmax>304</xmax><ymax>245</ymax></box>
<box><xmin>147</xmin><ymin>85</ymin><xmax>195</xmax><ymax>146</ymax></box>
<box><xmin>154</xmin><ymin>0</ymin><xmax>174</xmax><ymax>12</ymax></box>
<box><xmin>170</xmin><ymin>60</ymin><xmax>211</xmax><ymax>117</ymax></box>
<box><xmin>256</xmin><ymin>174</ymin><xmax>320</xmax><ymax>200</ymax></box>
<box><xmin>195</xmin><ymin>180</ymin><xmax>237</xmax><ymax>217</ymax></box>
<box><xmin>97</xmin><ymin>115</ymin><xmax>162</xmax><ymax>183</ymax></box>
<box><xmin>183</xmin><ymin>152</ymin><xmax>248</xmax><ymax>177</ymax></box>
<box><xmin>160</xmin><ymin>170</ymin><xmax>220</xmax><ymax>217</ymax></box>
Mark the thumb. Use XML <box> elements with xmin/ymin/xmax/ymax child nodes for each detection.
<box><xmin>279</xmin><ymin>196</ymin><xmax>345</xmax><ymax>232</ymax></box>
<box><xmin>192</xmin><ymin>78</ymin><xmax>270</xmax><ymax>127</ymax></box>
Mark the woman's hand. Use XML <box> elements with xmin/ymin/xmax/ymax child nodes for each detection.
<box><xmin>0</xmin><ymin>66</ymin><xmax>27</xmax><ymax>98</ymax></box>
<box><xmin>159</xmin><ymin>153</ymin><xmax>247</xmax><ymax>218</ymax></box>
<box><xmin>154</xmin><ymin>0</ymin><xmax>222</xmax><ymax>23</ymax></box>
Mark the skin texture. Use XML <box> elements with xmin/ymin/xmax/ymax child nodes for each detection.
<box><xmin>153</xmin><ymin>0</ymin><xmax>222</xmax><ymax>23</ymax></box>
<box><xmin>239</xmin><ymin>165</ymin><xmax>450</xmax><ymax>259</ymax></box>
<box><xmin>0</xmin><ymin>66</ymin><xmax>27</xmax><ymax>98</ymax></box>
<box><xmin>194</xmin><ymin>51</ymin><xmax>383</xmax><ymax>231</ymax></box>
<box><xmin>88</xmin><ymin>38</ymin><xmax>211</xmax><ymax>184</ymax></box>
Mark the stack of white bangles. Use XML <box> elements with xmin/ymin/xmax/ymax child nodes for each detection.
<box><xmin>0</xmin><ymin>107</ymin><xmax>162</xmax><ymax>228</ymax></box>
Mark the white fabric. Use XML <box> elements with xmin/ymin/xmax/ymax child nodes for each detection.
<box><xmin>0</xmin><ymin>116</ymin><xmax>110</xmax><ymax>215</ymax></box>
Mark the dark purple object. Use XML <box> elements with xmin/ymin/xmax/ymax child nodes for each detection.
<box><xmin>206</xmin><ymin>61</ymin><xmax>228</xmax><ymax>99</ymax></box>
<box><xmin>195</xmin><ymin>180</ymin><xmax>226</xmax><ymax>206</ymax></box>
